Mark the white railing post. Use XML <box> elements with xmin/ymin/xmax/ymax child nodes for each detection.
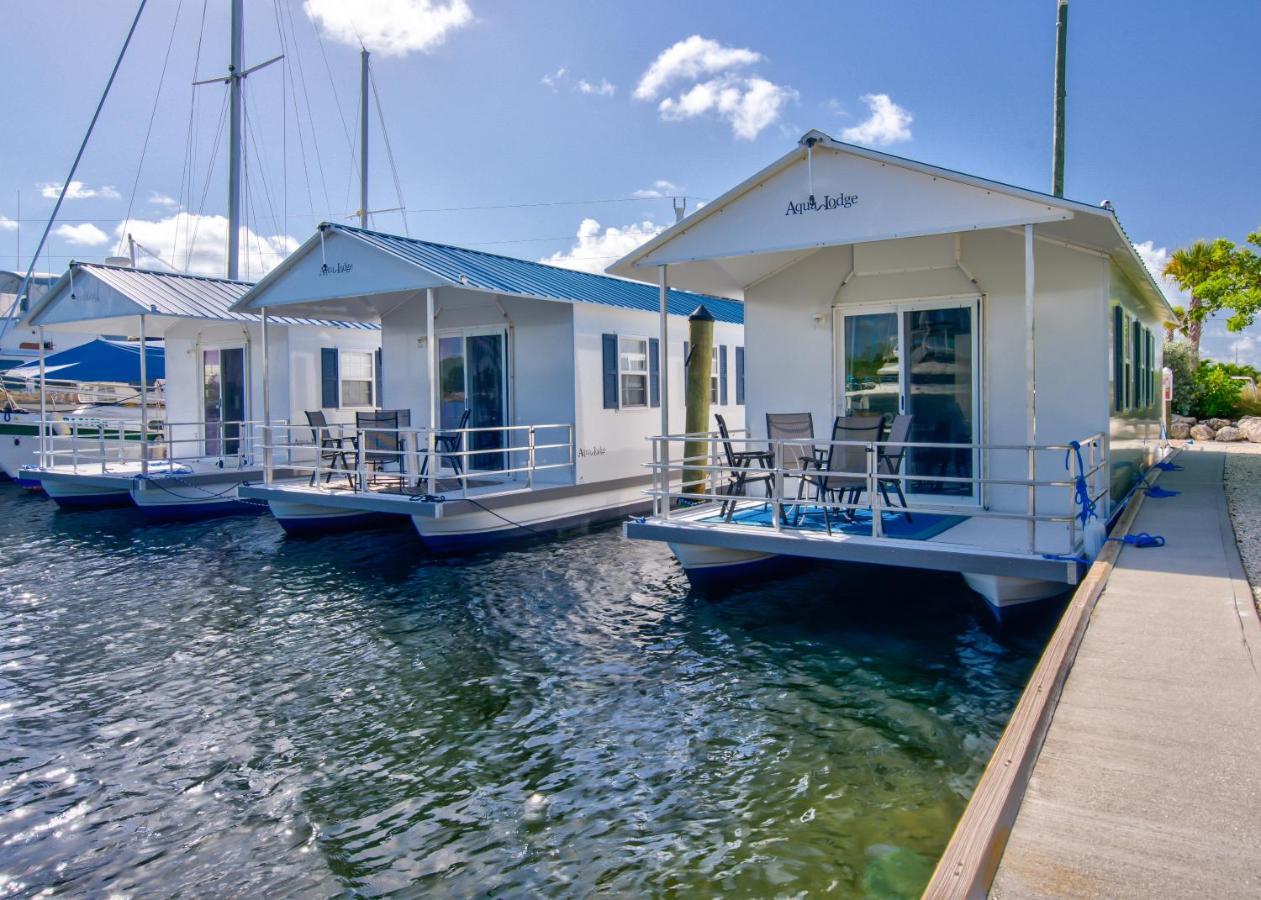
<box><xmin>356</xmin><ymin>428</ymin><xmax>366</xmax><ymax>492</ymax></box>
<box><xmin>97</xmin><ymin>423</ymin><xmax>105</xmax><ymax>474</ymax></box>
<box><xmin>426</xmin><ymin>428</ymin><xmax>436</xmax><ymax>497</ymax></box>
<box><xmin>651</xmin><ymin>437</ymin><xmax>661</xmax><ymax>517</ymax></box>
<box><xmin>527</xmin><ymin>426</ymin><xmax>536</xmax><ymax>490</ymax></box>
<box><xmin>1027</xmin><ymin>445</ymin><xmax>1037</xmax><ymax>553</ymax></box>
<box><xmin>662</xmin><ymin>436</ymin><xmax>672</xmax><ymax>521</ymax></box>
<box><xmin>264</xmin><ymin>425</ymin><xmax>274</xmax><ymax>486</ymax></box>
<box><xmin>70</xmin><ymin>422</ymin><xmax>79</xmax><ymax>472</ymax></box>
<box><xmin>869</xmin><ymin>442</ymin><xmax>882</xmax><ymax>538</ymax></box>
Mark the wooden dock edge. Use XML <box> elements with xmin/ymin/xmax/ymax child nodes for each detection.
<box><xmin>921</xmin><ymin>454</ymin><xmax>1175</xmax><ymax>899</ymax></box>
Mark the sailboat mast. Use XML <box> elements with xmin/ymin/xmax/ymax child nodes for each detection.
<box><xmin>227</xmin><ymin>0</ymin><xmax>243</xmax><ymax>279</ymax></box>
<box><xmin>359</xmin><ymin>48</ymin><xmax>370</xmax><ymax>229</ymax></box>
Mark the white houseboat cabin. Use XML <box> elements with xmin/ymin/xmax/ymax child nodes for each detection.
<box><xmin>22</xmin><ymin>262</ymin><xmax>379</xmax><ymax>513</ymax></box>
<box><xmin>228</xmin><ymin>223</ymin><xmax>745</xmax><ymax>548</ymax></box>
<box><xmin>609</xmin><ymin>129</ymin><xmax>1171</xmax><ymax>610</ymax></box>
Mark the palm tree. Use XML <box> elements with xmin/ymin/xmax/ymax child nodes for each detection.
<box><xmin>1164</xmin><ymin>240</ymin><xmax>1230</xmax><ymax>360</ymax></box>
<box><xmin>1164</xmin><ymin>305</ymin><xmax>1189</xmax><ymax>343</ymax></box>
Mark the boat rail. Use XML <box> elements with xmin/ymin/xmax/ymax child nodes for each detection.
<box><xmin>259</xmin><ymin>421</ymin><xmax>575</xmax><ymax>500</ymax></box>
<box><xmin>645</xmin><ymin>430</ymin><xmax>1108</xmax><ymax>554</ymax></box>
<box><xmin>38</xmin><ymin>418</ymin><xmax>280</xmax><ymax>475</ymax></box>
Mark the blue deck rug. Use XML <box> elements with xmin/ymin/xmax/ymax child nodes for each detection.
<box><xmin>701</xmin><ymin>504</ymin><xmax>967</xmax><ymax>541</ymax></box>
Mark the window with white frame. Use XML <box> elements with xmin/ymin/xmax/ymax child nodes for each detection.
<box><xmin>340</xmin><ymin>350</ymin><xmax>375</xmax><ymax>407</ymax></box>
<box><xmin>619</xmin><ymin>337</ymin><xmax>648</xmax><ymax>408</ymax></box>
<box><xmin>710</xmin><ymin>347</ymin><xmax>721</xmax><ymax>403</ymax></box>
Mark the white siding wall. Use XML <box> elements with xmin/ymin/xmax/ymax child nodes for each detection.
<box><xmin>572</xmin><ymin>303</ymin><xmax>745</xmax><ymax>485</ymax></box>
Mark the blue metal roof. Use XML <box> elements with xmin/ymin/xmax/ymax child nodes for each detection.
<box><xmin>331</xmin><ymin>224</ymin><xmax>744</xmax><ymax>324</ymax></box>
<box><xmin>4</xmin><ymin>338</ymin><xmax>164</xmax><ymax>385</ymax></box>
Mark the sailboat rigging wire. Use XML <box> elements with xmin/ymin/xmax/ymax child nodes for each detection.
<box><xmin>370</xmin><ymin>69</ymin><xmax>409</xmax><ymax>236</ymax></box>
<box><xmin>172</xmin><ymin>0</ymin><xmax>210</xmax><ymax>267</ymax></box>
<box><xmin>184</xmin><ymin>91</ymin><xmax>229</xmax><ymax>272</ymax></box>
<box><xmin>281</xmin><ymin>0</ymin><xmax>333</xmax><ymax>219</ymax></box>
<box><xmin>0</xmin><ymin>0</ymin><xmax>147</xmax><ymax>341</ymax></box>
<box><xmin>243</xmin><ymin>93</ymin><xmax>284</xmax><ymax>247</ymax></box>
<box><xmin>117</xmin><ymin>0</ymin><xmax>185</xmax><ymax>259</ymax></box>
<box><xmin>271</xmin><ymin>0</ymin><xmax>316</xmax><ymax>225</ymax></box>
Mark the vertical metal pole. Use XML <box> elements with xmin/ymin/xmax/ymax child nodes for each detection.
<box><xmin>261</xmin><ymin>308</ymin><xmax>271</xmax><ymax>476</ymax></box>
<box><xmin>138</xmin><ymin>314</ymin><xmax>149</xmax><ymax>475</ymax></box>
<box><xmin>226</xmin><ymin>0</ymin><xmax>243</xmax><ymax>280</ymax></box>
<box><xmin>1025</xmin><ymin>224</ymin><xmax>1037</xmax><ymax>550</ymax></box>
<box><xmin>127</xmin><ymin>233</ymin><xmax>137</xmax><ymax>267</ymax></box>
<box><xmin>359</xmin><ymin>48</ymin><xmax>370</xmax><ymax>229</ymax></box>
<box><xmin>1052</xmin><ymin>0</ymin><xmax>1069</xmax><ymax>197</ymax></box>
<box><xmin>658</xmin><ymin>265</ymin><xmax>669</xmax><ymax>434</ymax></box>
<box><xmin>426</xmin><ymin>287</ymin><xmax>437</xmax><ymax>496</ymax></box>
<box><xmin>37</xmin><ymin>325</ymin><xmax>46</xmax><ymax>468</ymax></box>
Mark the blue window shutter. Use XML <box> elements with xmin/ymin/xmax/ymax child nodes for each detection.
<box><xmin>649</xmin><ymin>337</ymin><xmax>660</xmax><ymax>407</ymax></box>
<box><xmin>374</xmin><ymin>347</ymin><xmax>383</xmax><ymax>407</ymax></box>
<box><xmin>719</xmin><ymin>344</ymin><xmax>728</xmax><ymax>405</ymax></box>
<box><xmin>736</xmin><ymin>346</ymin><xmax>745</xmax><ymax>406</ymax></box>
<box><xmin>602</xmin><ymin>333</ymin><xmax>619</xmax><ymax>409</ymax></box>
<box><xmin>321</xmin><ymin>348</ymin><xmax>339</xmax><ymax>408</ymax></box>
<box><xmin>1112</xmin><ymin>307</ymin><xmax>1123</xmax><ymax>411</ymax></box>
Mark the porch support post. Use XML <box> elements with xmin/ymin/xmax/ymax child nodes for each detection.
<box><xmin>1024</xmin><ymin>223</ymin><xmax>1037</xmax><ymax>549</ymax></box>
<box><xmin>138</xmin><ymin>313</ymin><xmax>149</xmax><ymax>476</ymax></box>
<box><xmin>426</xmin><ymin>286</ymin><xmax>437</xmax><ymax>496</ymax></box>
<box><xmin>658</xmin><ymin>265</ymin><xmax>669</xmax><ymax>434</ymax></box>
<box><xmin>37</xmin><ymin>325</ymin><xmax>46</xmax><ymax>468</ymax></box>
<box><xmin>261</xmin><ymin>307</ymin><xmax>271</xmax><ymax>481</ymax></box>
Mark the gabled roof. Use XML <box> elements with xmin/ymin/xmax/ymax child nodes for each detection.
<box><xmin>26</xmin><ymin>263</ymin><xmax>377</xmax><ymax>330</ymax></box>
<box><xmin>235</xmin><ymin>224</ymin><xmax>744</xmax><ymax>324</ymax></box>
<box><xmin>609</xmin><ymin>129</ymin><xmax>1170</xmax><ymax>316</ymax></box>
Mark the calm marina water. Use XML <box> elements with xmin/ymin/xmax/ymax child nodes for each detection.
<box><xmin>0</xmin><ymin>486</ymin><xmax>1061</xmax><ymax>898</ymax></box>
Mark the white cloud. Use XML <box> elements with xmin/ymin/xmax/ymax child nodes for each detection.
<box><xmin>0</xmin><ymin>216</ymin><xmax>17</xmax><ymax>232</ymax></box>
<box><xmin>1133</xmin><ymin>240</ymin><xmax>1190</xmax><ymax>307</ymax></box>
<box><xmin>303</xmin><ymin>0</ymin><xmax>472</xmax><ymax>57</ymax></box>
<box><xmin>577</xmin><ymin>78</ymin><xmax>615</xmax><ymax>97</ymax></box>
<box><xmin>633</xmin><ymin>35</ymin><xmax>761</xmax><ymax>101</ymax></box>
<box><xmin>634</xmin><ymin>36</ymin><xmax>794</xmax><ymax>140</ymax></box>
<box><xmin>657</xmin><ymin>74</ymin><xmax>796</xmax><ymax>140</ymax></box>
<box><xmin>631</xmin><ymin>180</ymin><xmax>680</xmax><ymax>199</ymax></box>
<box><xmin>840</xmin><ymin>94</ymin><xmax>912</xmax><ymax>146</ymax></box>
<box><xmin>118</xmin><ymin>214</ymin><xmax>298</xmax><ymax>278</ymax></box>
<box><xmin>541</xmin><ymin>66</ymin><xmax>566</xmax><ymax>91</ymax></box>
<box><xmin>39</xmin><ymin>181</ymin><xmax>120</xmax><ymax>201</ymax></box>
<box><xmin>541</xmin><ymin>218</ymin><xmax>665</xmax><ymax>275</ymax></box>
<box><xmin>148</xmin><ymin>192</ymin><xmax>178</xmax><ymax>208</ymax></box>
<box><xmin>54</xmin><ymin>223</ymin><xmax>109</xmax><ymax>247</ymax></box>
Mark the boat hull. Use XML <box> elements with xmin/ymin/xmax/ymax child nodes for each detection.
<box><xmin>40</xmin><ymin>473</ymin><xmax>133</xmax><ymax>509</ymax></box>
<box><xmin>961</xmin><ymin>573</ymin><xmax>1070</xmax><ymax>608</ymax></box>
<box><xmin>267</xmin><ymin>497</ymin><xmax>399</xmax><ymax>535</ymax></box>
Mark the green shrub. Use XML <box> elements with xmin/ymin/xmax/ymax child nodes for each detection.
<box><xmin>1194</xmin><ymin>364</ymin><xmax>1243</xmax><ymax>419</ymax></box>
<box><xmin>1164</xmin><ymin>341</ymin><xmax>1198</xmax><ymax>416</ymax></box>
<box><xmin>1236</xmin><ymin>386</ymin><xmax>1261</xmax><ymax>418</ymax></box>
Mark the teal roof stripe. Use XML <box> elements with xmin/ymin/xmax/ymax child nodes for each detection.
<box><xmin>331</xmin><ymin>224</ymin><xmax>744</xmax><ymax>324</ymax></box>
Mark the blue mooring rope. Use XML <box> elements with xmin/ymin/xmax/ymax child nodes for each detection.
<box><xmin>1144</xmin><ymin>485</ymin><xmax>1180</xmax><ymax>498</ymax></box>
<box><xmin>1108</xmin><ymin>532</ymin><xmax>1166</xmax><ymax>548</ymax></box>
<box><xmin>1065</xmin><ymin>440</ymin><xmax>1098</xmax><ymax>527</ymax></box>
<box><xmin>1153</xmin><ymin>461</ymin><xmax>1184</xmax><ymax>471</ymax></box>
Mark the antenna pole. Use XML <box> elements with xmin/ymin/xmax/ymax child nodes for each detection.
<box><xmin>359</xmin><ymin>48</ymin><xmax>370</xmax><ymax>229</ymax></box>
<box><xmin>128</xmin><ymin>233</ymin><xmax>137</xmax><ymax>267</ymax></box>
<box><xmin>227</xmin><ymin>0</ymin><xmax>243</xmax><ymax>279</ymax></box>
<box><xmin>1052</xmin><ymin>0</ymin><xmax>1068</xmax><ymax>197</ymax></box>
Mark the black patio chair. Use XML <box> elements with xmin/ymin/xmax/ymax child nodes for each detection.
<box><xmin>420</xmin><ymin>408</ymin><xmax>471</xmax><ymax>477</ymax></box>
<box><xmin>356</xmin><ymin>409</ymin><xmax>411</xmax><ymax>488</ymax></box>
<box><xmin>877</xmin><ymin>413</ymin><xmax>914</xmax><ymax>521</ymax></box>
<box><xmin>305</xmin><ymin>409</ymin><xmax>355</xmax><ymax>488</ymax></box>
<box><xmin>715</xmin><ymin>413</ymin><xmax>773</xmax><ymax>521</ymax></box>
<box><xmin>798</xmin><ymin>414</ymin><xmax>885</xmax><ymax>535</ymax></box>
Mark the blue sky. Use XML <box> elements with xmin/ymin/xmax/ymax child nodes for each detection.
<box><xmin>4</xmin><ymin>1</ymin><xmax>1259</xmax><ymax>358</ymax></box>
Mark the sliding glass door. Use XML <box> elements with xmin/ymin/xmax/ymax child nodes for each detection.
<box><xmin>203</xmin><ymin>347</ymin><xmax>246</xmax><ymax>457</ymax></box>
<box><xmin>838</xmin><ymin>299</ymin><xmax>979</xmax><ymax>502</ymax></box>
<box><xmin>436</xmin><ymin>328</ymin><xmax>508</xmax><ymax>471</ymax></box>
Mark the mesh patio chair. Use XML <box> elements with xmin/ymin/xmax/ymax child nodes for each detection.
<box><xmin>420</xmin><ymin>408</ymin><xmax>471</xmax><ymax>477</ymax></box>
<box><xmin>305</xmin><ymin>410</ymin><xmax>355</xmax><ymax>488</ymax></box>
<box><xmin>877</xmin><ymin>413</ymin><xmax>914</xmax><ymax>521</ymax></box>
<box><xmin>355</xmin><ymin>409</ymin><xmax>411</xmax><ymax>488</ymax></box>
<box><xmin>715</xmin><ymin>413</ymin><xmax>773</xmax><ymax>521</ymax></box>
<box><xmin>765</xmin><ymin>412</ymin><xmax>816</xmax><ymax>470</ymax></box>
<box><xmin>798</xmin><ymin>414</ymin><xmax>885</xmax><ymax>535</ymax></box>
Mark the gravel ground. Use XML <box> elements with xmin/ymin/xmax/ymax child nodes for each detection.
<box><xmin>1212</xmin><ymin>441</ymin><xmax>1261</xmax><ymax>612</ymax></box>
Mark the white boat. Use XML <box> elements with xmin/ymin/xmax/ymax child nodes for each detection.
<box><xmin>607</xmin><ymin>129</ymin><xmax>1171</xmax><ymax>610</ymax></box>
<box><xmin>21</xmin><ymin>262</ymin><xmax>379</xmax><ymax>514</ymax></box>
<box><xmin>228</xmin><ymin>223</ymin><xmax>746</xmax><ymax>545</ymax></box>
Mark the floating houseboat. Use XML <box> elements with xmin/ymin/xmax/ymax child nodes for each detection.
<box><xmin>609</xmin><ymin>130</ymin><xmax>1170</xmax><ymax>608</ymax></box>
<box><xmin>21</xmin><ymin>262</ymin><xmax>379</xmax><ymax>513</ymax></box>
<box><xmin>228</xmin><ymin>223</ymin><xmax>745</xmax><ymax>547</ymax></box>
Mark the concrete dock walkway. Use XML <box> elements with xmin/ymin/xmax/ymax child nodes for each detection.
<box><xmin>991</xmin><ymin>448</ymin><xmax>1261</xmax><ymax>898</ymax></box>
